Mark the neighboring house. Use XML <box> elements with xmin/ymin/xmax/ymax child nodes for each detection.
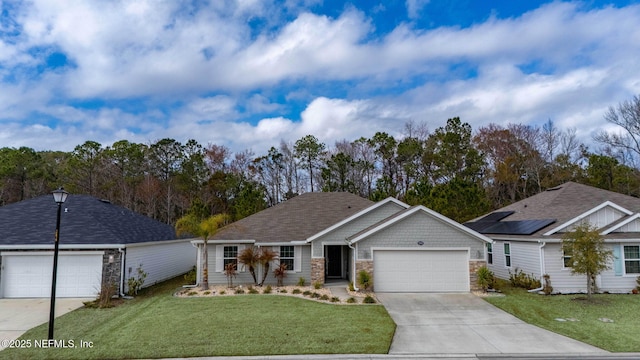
<box><xmin>192</xmin><ymin>192</ymin><xmax>492</xmax><ymax>292</ymax></box>
<box><xmin>465</xmin><ymin>181</ymin><xmax>640</xmax><ymax>294</ymax></box>
<box><xmin>0</xmin><ymin>195</ymin><xmax>196</xmax><ymax>298</ymax></box>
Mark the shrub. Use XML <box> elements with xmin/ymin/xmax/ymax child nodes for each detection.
<box><xmin>346</xmin><ymin>297</ymin><xmax>357</xmax><ymax>304</ymax></box>
<box><xmin>292</xmin><ymin>288</ymin><xmax>301</xmax><ymax>294</ymax></box>
<box><xmin>476</xmin><ymin>266</ymin><xmax>494</xmax><ymax>292</ymax></box>
<box><xmin>220</xmin><ymin>290</ymin><xmax>226</xmax><ymax>295</ymax></box>
<box><xmin>183</xmin><ymin>265</ymin><xmax>197</xmax><ymax>284</ymax></box>
<box><xmin>188</xmin><ymin>291</ymin><xmax>198</xmax><ymax>296</ymax></box>
<box><xmin>263</xmin><ymin>285</ymin><xmax>272</xmax><ymax>294</ymax></box>
<box><xmin>358</xmin><ymin>270</ymin><xmax>372</xmax><ymax>290</ymax></box>
<box><xmin>331</xmin><ymin>297</ymin><xmax>340</xmax><ymax>303</ymax></box>
<box><xmin>248</xmin><ymin>286</ymin><xmax>259</xmax><ymax>294</ymax></box>
<box><xmin>279</xmin><ymin>289</ymin><xmax>288</xmax><ymax>293</ymax></box>
<box><xmin>302</xmin><ymin>290</ymin><xmax>312</xmax><ymax>296</ymax></box>
<box><xmin>543</xmin><ymin>274</ymin><xmax>553</xmax><ymax>295</ymax></box>
<box><xmin>311</xmin><ymin>292</ymin><xmax>320</xmax><ymax>298</ymax></box>
<box><xmin>273</xmin><ymin>263</ymin><xmax>288</xmax><ymax>287</ymax></box>
<box><xmin>235</xmin><ymin>288</ymin><xmax>245</xmax><ymax>294</ymax></box>
<box><xmin>297</xmin><ymin>277</ymin><xmax>306</xmax><ymax>286</ymax></box>
<box><xmin>320</xmin><ymin>294</ymin><xmax>329</xmax><ymax>301</ymax></box>
<box><xmin>363</xmin><ymin>295</ymin><xmax>376</xmax><ymax>304</ymax></box>
<box><xmin>313</xmin><ymin>281</ymin><xmax>322</xmax><ymax>289</ymax></box>
<box><xmin>509</xmin><ymin>268</ymin><xmax>541</xmax><ymax>290</ymax></box>
<box><xmin>89</xmin><ymin>281</ymin><xmax>117</xmax><ymax>308</ymax></box>
<box><xmin>127</xmin><ymin>264</ymin><xmax>148</xmax><ymax>296</ymax></box>
<box><xmin>348</xmin><ymin>282</ymin><xmax>355</xmax><ymax>292</ymax></box>
<box><xmin>203</xmin><ymin>291</ymin><xmax>211</xmax><ymax>295</ymax></box>
<box><xmin>636</xmin><ymin>276</ymin><xmax>640</xmax><ymax>291</ymax></box>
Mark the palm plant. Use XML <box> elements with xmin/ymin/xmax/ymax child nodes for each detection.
<box><xmin>273</xmin><ymin>262</ymin><xmax>288</xmax><ymax>287</ymax></box>
<box><xmin>237</xmin><ymin>246</ymin><xmax>260</xmax><ymax>285</ymax></box>
<box><xmin>258</xmin><ymin>248</ymin><xmax>278</xmax><ymax>286</ymax></box>
<box><xmin>224</xmin><ymin>262</ymin><xmax>237</xmax><ymax>288</ymax></box>
<box><xmin>176</xmin><ymin>213</ymin><xmax>229</xmax><ymax>290</ymax></box>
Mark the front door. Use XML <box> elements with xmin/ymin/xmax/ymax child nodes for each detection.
<box><xmin>326</xmin><ymin>245</ymin><xmax>343</xmax><ymax>278</ymax></box>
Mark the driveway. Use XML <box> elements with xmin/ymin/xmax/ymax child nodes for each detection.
<box><xmin>0</xmin><ymin>298</ymin><xmax>88</xmax><ymax>349</ymax></box>
<box><xmin>377</xmin><ymin>293</ymin><xmax>608</xmax><ymax>355</ymax></box>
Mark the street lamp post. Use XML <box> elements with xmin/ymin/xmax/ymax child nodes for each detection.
<box><xmin>48</xmin><ymin>187</ymin><xmax>68</xmax><ymax>340</ymax></box>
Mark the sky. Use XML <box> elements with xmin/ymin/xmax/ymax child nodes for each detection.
<box><xmin>1</xmin><ymin>0</ymin><xmax>639</xmax><ymax>154</ymax></box>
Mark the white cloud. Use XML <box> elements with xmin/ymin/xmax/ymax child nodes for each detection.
<box><xmin>405</xmin><ymin>0</ymin><xmax>430</xmax><ymax>19</ymax></box>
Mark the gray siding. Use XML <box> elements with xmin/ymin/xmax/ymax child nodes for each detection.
<box><xmin>125</xmin><ymin>240</ymin><xmax>196</xmax><ymax>292</ymax></box>
<box><xmin>311</xmin><ymin>202</ymin><xmax>405</xmax><ymax>257</ymax></box>
<box><xmin>356</xmin><ymin>211</ymin><xmax>485</xmax><ymax>260</ymax></box>
<box><xmin>488</xmin><ymin>240</ymin><xmax>542</xmax><ymax>280</ymax></box>
<box><xmin>205</xmin><ymin>244</ymin><xmax>311</xmax><ymax>286</ymax></box>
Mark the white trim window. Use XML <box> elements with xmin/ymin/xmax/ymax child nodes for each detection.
<box><xmin>224</xmin><ymin>245</ymin><xmax>238</xmax><ymax>269</ymax></box>
<box><xmin>504</xmin><ymin>243</ymin><xmax>511</xmax><ymax>267</ymax></box>
<box><xmin>487</xmin><ymin>243</ymin><xmax>493</xmax><ymax>264</ymax></box>
<box><xmin>623</xmin><ymin>245</ymin><xmax>640</xmax><ymax>274</ymax></box>
<box><xmin>280</xmin><ymin>246</ymin><xmax>295</xmax><ymax>271</ymax></box>
<box><xmin>563</xmin><ymin>248</ymin><xmax>573</xmax><ymax>268</ymax></box>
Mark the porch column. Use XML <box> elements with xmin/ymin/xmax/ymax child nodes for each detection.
<box><xmin>311</xmin><ymin>258</ymin><xmax>325</xmax><ymax>285</ymax></box>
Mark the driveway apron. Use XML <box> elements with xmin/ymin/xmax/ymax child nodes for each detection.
<box><xmin>377</xmin><ymin>293</ymin><xmax>608</xmax><ymax>355</ymax></box>
<box><xmin>0</xmin><ymin>298</ymin><xmax>88</xmax><ymax>350</ymax></box>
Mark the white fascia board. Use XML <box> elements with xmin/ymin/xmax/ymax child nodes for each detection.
<box><xmin>254</xmin><ymin>241</ymin><xmax>308</xmax><ymax>246</ymax></box>
<box><xmin>0</xmin><ymin>244</ymin><xmax>124</xmax><ymax>250</ymax></box>
<box><xmin>305</xmin><ymin>197</ymin><xmax>409</xmax><ymax>243</ymax></box>
<box><xmin>601</xmin><ymin>213</ymin><xmax>640</xmax><ymax>235</ymax></box>
<box><xmin>543</xmin><ymin>201</ymin><xmax>633</xmax><ymax>236</ymax></box>
<box><xmin>125</xmin><ymin>238</ymin><xmax>195</xmax><ymax>248</ymax></box>
<box><xmin>349</xmin><ymin>205</ymin><xmax>494</xmax><ymax>245</ymax></box>
<box><xmin>1</xmin><ymin>250</ymin><xmax>105</xmax><ymax>256</ymax></box>
<box><xmin>190</xmin><ymin>239</ymin><xmax>256</xmax><ymax>245</ymax></box>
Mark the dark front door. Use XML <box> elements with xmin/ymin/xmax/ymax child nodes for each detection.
<box><xmin>326</xmin><ymin>245</ymin><xmax>343</xmax><ymax>278</ymax></box>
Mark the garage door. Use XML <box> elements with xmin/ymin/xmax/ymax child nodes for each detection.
<box><xmin>1</xmin><ymin>252</ymin><xmax>103</xmax><ymax>298</ymax></box>
<box><xmin>373</xmin><ymin>249</ymin><xmax>469</xmax><ymax>292</ymax></box>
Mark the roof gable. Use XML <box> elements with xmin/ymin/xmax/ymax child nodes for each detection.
<box><xmin>543</xmin><ymin>201</ymin><xmax>632</xmax><ymax>235</ymax></box>
<box><xmin>0</xmin><ymin>195</ymin><xmax>176</xmax><ymax>246</ymax></box>
<box><xmin>305</xmin><ymin>197</ymin><xmax>409</xmax><ymax>242</ymax></box>
<box><xmin>348</xmin><ymin>205</ymin><xmax>493</xmax><ymax>244</ymax></box>
<box><xmin>212</xmin><ymin>192</ymin><xmax>374</xmax><ymax>243</ymax></box>
<box><xmin>602</xmin><ymin>213</ymin><xmax>640</xmax><ymax>234</ymax></box>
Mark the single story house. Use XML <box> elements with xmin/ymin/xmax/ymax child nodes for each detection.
<box><xmin>0</xmin><ymin>194</ymin><xmax>196</xmax><ymax>298</ymax></box>
<box><xmin>465</xmin><ymin>181</ymin><xmax>640</xmax><ymax>293</ymax></box>
<box><xmin>192</xmin><ymin>192</ymin><xmax>492</xmax><ymax>292</ymax></box>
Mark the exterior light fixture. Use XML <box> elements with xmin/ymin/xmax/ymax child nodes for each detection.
<box><xmin>48</xmin><ymin>187</ymin><xmax>68</xmax><ymax>340</ymax></box>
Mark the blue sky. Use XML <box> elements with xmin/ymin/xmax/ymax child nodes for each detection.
<box><xmin>1</xmin><ymin>0</ymin><xmax>639</xmax><ymax>153</ymax></box>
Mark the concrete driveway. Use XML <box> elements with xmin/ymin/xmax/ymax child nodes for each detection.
<box><xmin>377</xmin><ymin>293</ymin><xmax>609</xmax><ymax>356</ymax></box>
<box><xmin>0</xmin><ymin>298</ymin><xmax>88</xmax><ymax>349</ymax></box>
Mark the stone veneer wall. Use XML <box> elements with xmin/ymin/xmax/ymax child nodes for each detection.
<box><xmin>311</xmin><ymin>258</ymin><xmax>325</xmax><ymax>285</ymax></box>
<box><xmin>468</xmin><ymin>260</ymin><xmax>486</xmax><ymax>292</ymax></box>
<box><xmin>355</xmin><ymin>260</ymin><xmax>374</xmax><ymax>290</ymax></box>
<box><xmin>102</xmin><ymin>249</ymin><xmax>122</xmax><ymax>295</ymax></box>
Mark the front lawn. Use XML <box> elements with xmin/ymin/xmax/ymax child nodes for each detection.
<box><xmin>484</xmin><ymin>287</ymin><xmax>640</xmax><ymax>352</ymax></box>
<box><xmin>2</xmin><ymin>278</ymin><xmax>395</xmax><ymax>359</ymax></box>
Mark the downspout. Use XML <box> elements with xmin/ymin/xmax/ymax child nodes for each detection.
<box><xmin>118</xmin><ymin>248</ymin><xmax>127</xmax><ymax>297</ymax></box>
<box><xmin>347</xmin><ymin>240</ymin><xmax>359</xmax><ymax>291</ymax></box>
<box><xmin>183</xmin><ymin>242</ymin><xmax>200</xmax><ymax>288</ymax></box>
<box><xmin>528</xmin><ymin>241</ymin><xmax>546</xmax><ymax>293</ymax></box>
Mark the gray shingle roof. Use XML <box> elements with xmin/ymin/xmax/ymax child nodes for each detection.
<box><xmin>212</xmin><ymin>192</ymin><xmax>374</xmax><ymax>242</ymax></box>
<box><xmin>469</xmin><ymin>182</ymin><xmax>640</xmax><ymax>236</ymax></box>
<box><xmin>0</xmin><ymin>195</ymin><xmax>176</xmax><ymax>246</ymax></box>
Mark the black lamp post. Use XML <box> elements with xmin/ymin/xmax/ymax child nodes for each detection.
<box><xmin>48</xmin><ymin>187</ymin><xmax>68</xmax><ymax>340</ymax></box>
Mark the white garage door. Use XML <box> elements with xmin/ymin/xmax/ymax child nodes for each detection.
<box><xmin>1</xmin><ymin>252</ymin><xmax>103</xmax><ymax>298</ymax></box>
<box><xmin>373</xmin><ymin>249</ymin><xmax>469</xmax><ymax>292</ymax></box>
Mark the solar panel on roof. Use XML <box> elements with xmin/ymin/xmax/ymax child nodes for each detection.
<box><xmin>481</xmin><ymin>219</ymin><xmax>556</xmax><ymax>235</ymax></box>
<box><xmin>478</xmin><ymin>211</ymin><xmax>515</xmax><ymax>222</ymax></box>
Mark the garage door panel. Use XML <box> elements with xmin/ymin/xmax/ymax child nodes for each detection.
<box><xmin>374</xmin><ymin>250</ymin><xmax>469</xmax><ymax>292</ymax></box>
<box><xmin>2</xmin><ymin>253</ymin><xmax>102</xmax><ymax>298</ymax></box>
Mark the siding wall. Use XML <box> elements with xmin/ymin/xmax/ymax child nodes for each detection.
<box><xmin>560</xmin><ymin>207</ymin><xmax>626</xmax><ymax>232</ymax></box>
<box><xmin>205</xmin><ymin>244</ymin><xmax>312</xmax><ymax>286</ymax></box>
<box><xmin>356</xmin><ymin>211</ymin><xmax>486</xmax><ymax>260</ymax></box>
<box><xmin>488</xmin><ymin>240</ymin><xmax>542</xmax><ymax>280</ymax></box>
<box><xmin>125</xmin><ymin>240</ymin><xmax>196</xmax><ymax>292</ymax></box>
<box><xmin>311</xmin><ymin>202</ymin><xmax>405</xmax><ymax>257</ymax></box>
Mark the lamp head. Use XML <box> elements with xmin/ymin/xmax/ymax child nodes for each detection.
<box><xmin>52</xmin><ymin>187</ymin><xmax>69</xmax><ymax>204</ymax></box>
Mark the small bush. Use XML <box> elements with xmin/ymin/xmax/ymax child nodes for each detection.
<box><xmin>297</xmin><ymin>277</ymin><xmax>306</xmax><ymax>286</ymax></box>
<box><xmin>363</xmin><ymin>295</ymin><xmax>376</xmax><ymax>304</ymax></box>
<box><xmin>476</xmin><ymin>266</ymin><xmax>494</xmax><ymax>292</ymax></box>
<box><xmin>183</xmin><ymin>265</ymin><xmax>197</xmax><ymax>284</ymax></box>
<box><xmin>302</xmin><ymin>290</ymin><xmax>312</xmax><ymax>296</ymax></box>
<box><xmin>509</xmin><ymin>268</ymin><xmax>541</xmax><ymax>290</ymax></box>
<box><xmin>346</xmin><ymin>297</ymin><xmax>357</xmax><ymax>304</ymax></box>
<box><xmin>203</xmin><ymin>291</ymin><xmax>211</xmax><ymax>295</ymax></box>
<box><xmin>263</xmin><ymin>285</ymin><xmax>272</xmax><ymax>294</ymax></box>
<box><xmin>127</xmin><ymin>264</ymin><xmax>148</xmax><ymax>296</ymax></box>
<box><xmin>358</xmin><ymin>270</ymin><xmax>372</xmax><ymax>290</ymax></box>
<box><xmin>348</xmin><ymin>282</ymin><xmax>355</xmax><ymax>292</ymax></box>
<box><xmin>90</xmin><ymin>281</ymin><xmax>117</xmax><ymax>308</ymax></box>
<box><xmin>311</xmin><ymin>292</ymin><xmax>320</xmax><ymax>298</ymax></box>
<box><xmin>235</xmin><ymin>288</ymin><xmax>245</xmax><ymax>294</ymax></box>
<box><xmin>187</xmin><ymin>291</ymin><xmax>198</xmax><ymax>296</ymax></box>
<box><xmin>220</xmin><ymin>290</ymin><xmax>226</xmax><ymax>295</ymax></box>
<box><xmin>331</xmin><ymin>297</ymin><xmax>340</xmax><ymax>303</ymax></box>
<box><xmin>313</xmin><ymin>281</ymin><xmax>322</xmax><ymax>289</ymax></box>
<box><xmin>248</xmin><ymin>286</ymin><xmax>259</xmax><ymax>294</ymax></box>
<box><xmin>635</xmin><ymin>276</ymin><xmax>640</xmax><ymax>291</ymax></box>
<box><xmin>320</xmin><ymin>294</ymin><xmax>329</xmax><ymax>301</ymax></box>
<box><xmin>279</xmin><ymin>289</ymin><xmax>288</xmax><ymax>293</ymax></box>
<box><xmin>543</xmin><ymin>274</ymin><xmax>553</xmax><ymax>295</ymax></box>
<box><xmin>292</xmin><ymin>288</ymin><xmax>302</xmax><ymax>294</ymax></box>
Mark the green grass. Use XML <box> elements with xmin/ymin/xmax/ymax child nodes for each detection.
<box><xmin>484</xmin><ymin>287</ymin><xmax>640</xmax><ymax>352</ymax></box>
<box><xmin>1</xmin><ymin>277</ymin><xmax>395</xmax><ymax>359</ymax></box>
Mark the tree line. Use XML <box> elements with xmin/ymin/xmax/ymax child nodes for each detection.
<box><xmin>3</xmin><ymin>95</ymin><xmax>640</xmax><ymax>224</ymax></box>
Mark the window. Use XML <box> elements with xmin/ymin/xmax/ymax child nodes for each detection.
<box><xmin>624</xmin><ymin>245</ymin><xmax>640</xmax><ymax>274</ymax></box>
<box><xmin>280</xmin><ymin>246</ymin><xmax>294</xmax><ymax>271</ymax></box>
<box><xmin>504</xmin><ymin>243</ymin><xmax>511</xmax><ymax>267</ymax></box>
<box><xmin>563</xmin><ymin>247</ymin><xmax>573</xmax><ymax>268</ymax></box>
<box><xmin>224</xmin><ymin>246</ymin><xmax>238</xmax><ymax>269</ymax></box>
<box><xmin>487</xmin><ymin>243</ymin><xmax>493</xmax><ymax>264</ymax></box>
